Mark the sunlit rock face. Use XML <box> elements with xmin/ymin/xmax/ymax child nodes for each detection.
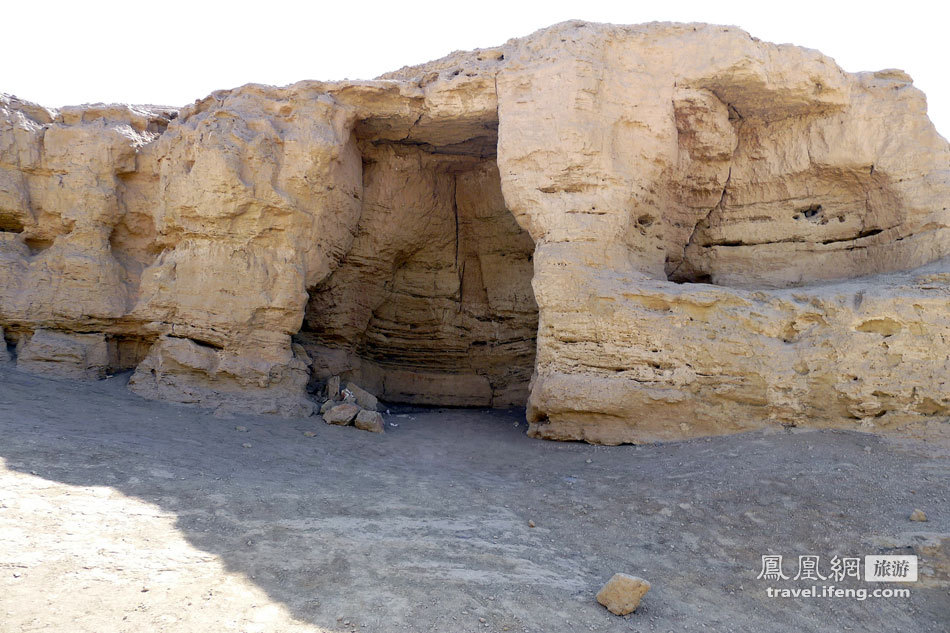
<box><xmin>2</xmin><ymin>21</ymin><xmax>948</xmax><ymax>443</ymax></box>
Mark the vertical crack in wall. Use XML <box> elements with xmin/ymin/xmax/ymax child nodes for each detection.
<box><xmin>668</xmin><ymin>166</ymin><xmax>732</xmax><ymax>283</ymax></box>
<box><xmin>453</xmin><ymin>175</ymin><xmax>462</xmax><ymax>313</ymax></box>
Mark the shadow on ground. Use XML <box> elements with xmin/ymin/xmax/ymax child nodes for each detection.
<box><xmin>0</xmin><ymin>364</ymin><xmax>948</xmax><ymax>632</ymax></box>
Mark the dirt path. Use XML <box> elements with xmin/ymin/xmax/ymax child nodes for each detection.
<box><xmin>1</xmin><ymin>365</ymin><xmax>948</xmax><ymax>632</ymax></box>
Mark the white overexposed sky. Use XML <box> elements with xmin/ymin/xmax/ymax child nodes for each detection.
<box><xmin>4</xmin><ymin>0</ymin><xmax>948</xmax><ymax>137</ymax></box>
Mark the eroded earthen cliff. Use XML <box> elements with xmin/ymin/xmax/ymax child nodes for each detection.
<box><xmin>2</xmin><ymin>21</ymin><xmax>948</xmax><ymax>442</ymax></box>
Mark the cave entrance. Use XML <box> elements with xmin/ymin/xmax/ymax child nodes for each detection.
<box><xmin>297</xmin><ymin>132</ymin><xmax>538</xmax><ymax>409</ymax></box>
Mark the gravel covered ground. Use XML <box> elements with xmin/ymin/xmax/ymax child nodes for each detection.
<box><xmin>1</xmin><ymin>365</ymin><xmax>948</xmax><ymax>632</ymax></box>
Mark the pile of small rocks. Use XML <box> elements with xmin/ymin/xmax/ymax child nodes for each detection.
<box><xmin>319</xmin><ymin>376</ymin><xmax>384</xmax><ymax>433</ymax></box>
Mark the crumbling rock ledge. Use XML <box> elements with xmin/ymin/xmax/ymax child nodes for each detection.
<box><xmin>1</xmin><ymin>21</ymin><xmax>948</xmax><ymax>444</ymax></box>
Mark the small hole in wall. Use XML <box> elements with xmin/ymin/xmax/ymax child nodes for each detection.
<box><xmin>637</xmin><ymin>214</ymin><xmax>655</xmax><ymax>227</ymax></box>
<box><xmin>670</xmin><ymin>273</ymin><xmax>712</xmax><ymax>285</ymax></box>
<box><xmin>794</xmin><ymin>204</ymin><xmax>823</xmax><ymax>221</ymax></box>
<box><xmin>24</xmin><ymin>237</ymin><xmax>53</xmax><ymax>253</ymax></box>
<box><xmin>0</xmin><ymin>216</ymin><xmax>24</xmax><ymax>233</ymax></box>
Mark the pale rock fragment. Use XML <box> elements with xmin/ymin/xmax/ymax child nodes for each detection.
<box><xmin>596</xmin><ymin>574</ymin><xmax>651</xmax><ymax>615</ymax></box>
<box><xmin>323</xmin><ymin>403</ymin><xmax>360</xmax><ymax>426</ymax></box>
<box><xmin>354</xmin><ymin>409</ymin><xmax>385</xmax><ymax>433</ymax></box>
<box><xmin>346</xmin><ymin>382</ymin><xmax>378</xmax><ymax>412</ymax></box>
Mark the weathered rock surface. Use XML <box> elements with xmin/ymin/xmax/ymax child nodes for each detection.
<box><xmin>128</xmin><ymin>336</ymin><xmax>314</xmax><ymax>417</ymax></box>
<box><xmin>526</xmin><ymin>262</ymin><xmax>950</xmax><ymax>443</ymax></box>
<box><xmin>323</xmin><ymin>403</ymin><xmax>360</xmax><ymax>426</ymax></box>
<box><xmin>326</xmin><ymin>375</ymin><xmax>341</xmax><ymax>401</ymax></box>
<box><xmin>345</xmin><ymin>381</ymin><xmax>378</xmax><ymax>412</ymax></box>
<box><xmin>1</xmin><ymin>21</ymin><xmax>948</xmax><ymax>443</ymax></box>
<box><xmin>354</xmin><ymin>409</ymin><xmax>385</xmax><ymax>433</ymax></box>
<box><xmin>16</xmin><ymin>329</ymin><xmax>109</xmax><ymax>380</ymax></box>
<box><xmin>596</xmin><ymin>573</ymin><xmax>651</xmax><ymax>615</ymax></box>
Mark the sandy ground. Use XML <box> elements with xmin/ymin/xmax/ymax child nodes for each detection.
<box><xmin>0</xmin><ymin>364</ymin><xmax>948</xmax><ymax>633</ymax></box>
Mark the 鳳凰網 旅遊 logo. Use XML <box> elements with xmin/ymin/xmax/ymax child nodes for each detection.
<box><xmin>755</xmin><ymin>554</ymin><xmax>916</xmax><ymax>600</ymax></box>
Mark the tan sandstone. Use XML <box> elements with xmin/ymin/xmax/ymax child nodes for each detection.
<box><xmin>345</xmin><ymin>382</ymin><xmax>378</xmax><ymax>412</ymax></box>
<box><xmin>354</xmin><ymin>409</ymin><xmax>385</xmax><ymax>433</ymax></box>
<box><xmin>1</xmin><ymin>22</ymin><xmax>948</xmax><ymax>443</ymax></box>
<box><xmin>323</xmin><ymin>403</ymin><xmax>361</xmax><ymax>426</ymax></box>
<box><xmin>596</xmin><ymin>573</ymin><xmax>651</xmax><ymax>615</ymax></box>
<box><xmin>17</xmin><ymin>329</ymin><xmax>109</xmax><ymax>380</ymax></box>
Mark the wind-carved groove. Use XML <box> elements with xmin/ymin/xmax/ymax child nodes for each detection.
<box><xmin>819</xmin><ymin>228</ymin><xmax>885</xmax><ymax>245</ymax></box>
<box><xmin>167</xmin><ymin>335</ymin><xmax>224</xmax><ymax>351</ymax></box>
